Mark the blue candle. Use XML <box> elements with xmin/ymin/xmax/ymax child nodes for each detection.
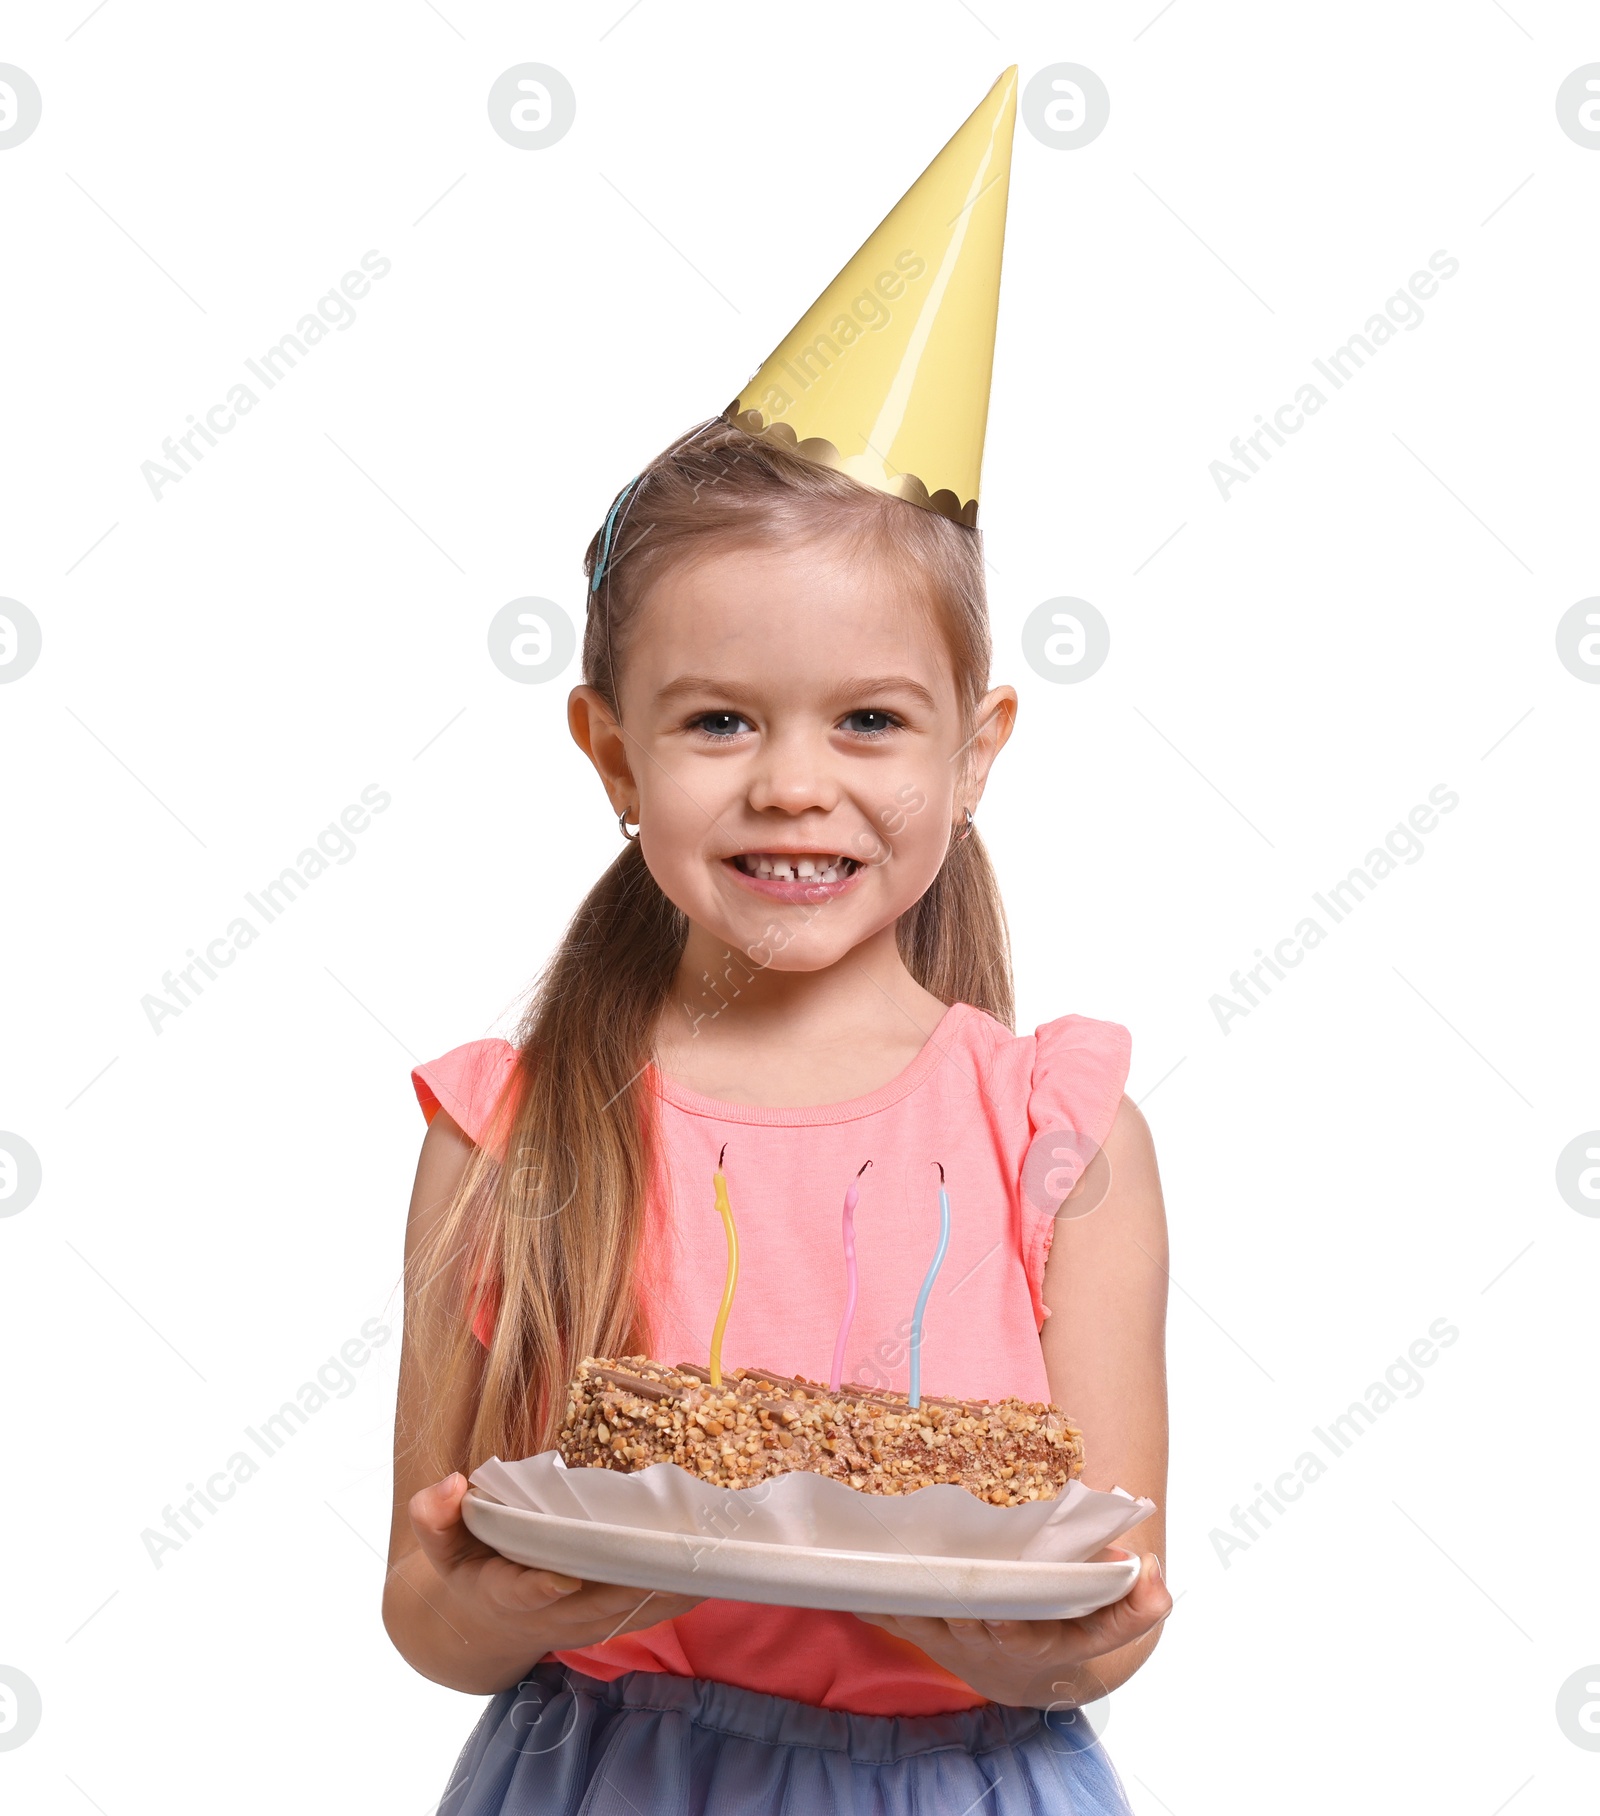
<box><xmin>908</xmin><ymin>1163</ymin><xmax>950</xmax><ymax>1410</ymax></box>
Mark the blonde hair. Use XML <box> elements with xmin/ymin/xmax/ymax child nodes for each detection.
<box><xmin>412</xmin><ymin>419</ymin><xmax>1014</xmax><ymax>1477</ymax></box>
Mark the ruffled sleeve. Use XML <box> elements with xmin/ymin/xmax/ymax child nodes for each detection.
<box><xmin>411</xmin><ymin>1038</ymin><xmax>523</xmax><ymax>1348</ymax></box>
<box><xmin>411</xmin><ymin>1038</ymin><xmax>522</xmax><ymax>1163</ymax></box>
<box><xmin>1021</xmin><ymin>1015</ymin><xmax>1133</xmax><ymax>1328</ymax></box>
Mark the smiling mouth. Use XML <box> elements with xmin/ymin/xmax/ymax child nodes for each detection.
<box><xmin>729</xmin><ymin>852</ymin><xmax>861</xmax><ymax>883</ymax></box>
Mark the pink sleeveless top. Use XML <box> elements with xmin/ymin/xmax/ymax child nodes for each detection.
<box><xmin>411</xmin><ymin>1000</ymin><xmax>1131</xmax><ymax>1716</ymax></box>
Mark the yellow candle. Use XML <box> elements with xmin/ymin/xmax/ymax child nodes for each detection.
<box><xmin>709</xmin><ymin>1142</ymin><xmax>740</xmax><ymax>1388</ymax></box>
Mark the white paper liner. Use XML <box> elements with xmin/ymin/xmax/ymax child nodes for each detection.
<box><xmin>469</xmin><ymin>1451</ymin><xmax>1156</xmax><ymax>1564</ymax></box>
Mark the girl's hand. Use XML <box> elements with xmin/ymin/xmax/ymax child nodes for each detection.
<box><xmin>402</xmin><ymin>1472</ymin><xmax>706</xmax><ymax>1684</ymax></box>
<box><xmin>853</xmin><ymin>1548</ymin><xmax>1171</xmax><ymax>1709</ymax></box>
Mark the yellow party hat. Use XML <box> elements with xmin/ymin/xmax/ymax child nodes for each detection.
<box><xmin>725</xmin><ymin>67</ymin><xmax>1017</xmax><ymax>528</ymax></box>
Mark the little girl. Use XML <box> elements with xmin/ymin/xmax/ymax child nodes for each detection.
<box><xmin>383</xmin><ymin>418</ymin><xmax>1172</xmax><ymax>1814</ymax></box>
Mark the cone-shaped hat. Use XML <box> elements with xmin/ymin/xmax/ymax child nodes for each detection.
<box><xmin>725</xmin><ymin>67</ymin><xmax>1017</xmax><ymax>528</ymax></box>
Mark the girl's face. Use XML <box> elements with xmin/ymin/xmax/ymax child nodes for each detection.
<box><xmin>569</xmin><ymin>534</ymin><xmax>1016</xmax><ymax>975</ymax></box>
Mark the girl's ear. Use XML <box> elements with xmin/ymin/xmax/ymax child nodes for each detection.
<box><xmin>568</xmin><ymin>685</ymin><xmax>639</xmax><ymax>818</ymax></box>
<box><xmin>961</xmin><ymin>683</ymin><xmax>1018</xmax><ymax>811</ymax></box>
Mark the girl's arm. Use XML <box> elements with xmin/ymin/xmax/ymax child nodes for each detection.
<box><xmin>856</xmin><ymin>1093</ymin><xmax>1172</xmax><ymax>1707</ymax></box>
<box><xmin>383</xmin><ymin>1110</ymin><xmax>704</xmax><ymax>1695</ymax></box>
<box><xmin>1032</xmin><ymin>1089</ymin><xmax>1170</xmax><ymax>1699</ymax></box>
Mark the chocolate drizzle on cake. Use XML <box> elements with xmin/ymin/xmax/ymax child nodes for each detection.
<box><xmin>558</xmin><ymin>1356</ymin><xmax>1085</xmax><ymax>1506</ymax></box>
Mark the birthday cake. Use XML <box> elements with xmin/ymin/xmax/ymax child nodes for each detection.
<box><xmin>558</xmin><ymin>1357</ymin><xmax>1084</xmax><ymax>1506</ymax></box>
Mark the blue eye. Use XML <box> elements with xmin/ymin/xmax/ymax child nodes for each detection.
<box><xmin>840</xmin><ymin>709</ymin><xmax>902</xmax><ymax>737</ymax></box>
<box><xmin>690</xmin><ymin>711</ymin><xmax>750</xmax><ymax>739</ymax></box>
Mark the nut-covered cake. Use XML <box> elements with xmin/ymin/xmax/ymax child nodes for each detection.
<box><xmin>558</xmin><ymin>1356</ymin><xmax>1084</xmax><ymax>1506</ymax></box>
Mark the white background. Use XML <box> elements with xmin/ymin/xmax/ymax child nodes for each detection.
<box><xmin>3</xmin><ymin>2</ymin><xmax>1597</xmax><ymax>1811</ymax></box>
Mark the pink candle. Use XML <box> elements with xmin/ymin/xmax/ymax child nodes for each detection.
<box><xmin>829</xmin><ymin>1161</ymin><xmax>872</xmax><ymax>1392</ymax></box>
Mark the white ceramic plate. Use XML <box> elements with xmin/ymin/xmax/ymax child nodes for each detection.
<box><xmin>463</xmin><ymin>1491</ymin><xmax>1142</xmax><ymax>1620</ymax></box>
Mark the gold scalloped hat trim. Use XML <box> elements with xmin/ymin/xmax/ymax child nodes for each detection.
<box><xmin>724</xmin><ymin>67</ymin><xmax>1017</xmax><ymax>529</ymax></box>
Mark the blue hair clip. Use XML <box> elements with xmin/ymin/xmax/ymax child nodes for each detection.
<box><xmin>591</xmin><ymin>475</ymin><xmax>642</xmax><ymax>594</ymax></box>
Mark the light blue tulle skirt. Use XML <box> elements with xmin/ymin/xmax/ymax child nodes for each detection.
<box><xmin>436</xmin><ymin>1660</ymin><xmax>1135</xmax><ymax>1815</ymax></box>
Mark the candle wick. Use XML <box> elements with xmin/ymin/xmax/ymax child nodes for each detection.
<box><xmin>856</xmin><ymin>1158</ymin><xmax>873</xmax><ymax>1177</ymax></box>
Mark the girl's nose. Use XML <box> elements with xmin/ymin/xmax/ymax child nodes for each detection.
<box><xmin>744</xmin><ymin>733</ymin><xmax>841</xmax><ymax>817</ymax></box>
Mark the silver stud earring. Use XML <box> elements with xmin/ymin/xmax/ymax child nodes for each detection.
<box><xmin>951</xmin><ymin>806</ymin><xmax>975</xmax><ymax>845</ymax></box>
<box><xmin>618</xmin><ymin>805</ymin><xmax>641</xmax><ymax>841</ymax></box>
